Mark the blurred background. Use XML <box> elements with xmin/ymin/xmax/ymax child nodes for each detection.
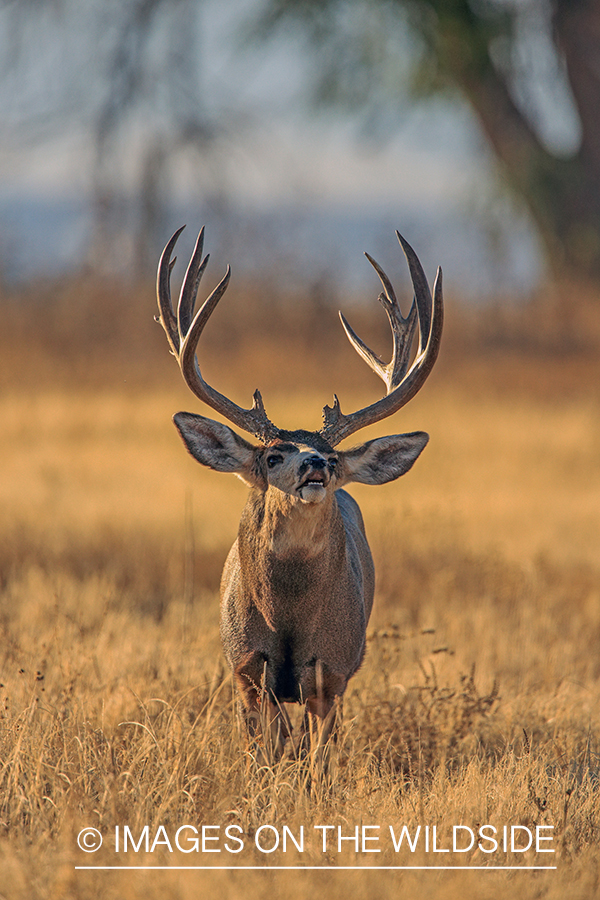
<box><xmin>1</xmin><ymin>0</ymin><xmax>598</xmax><ymax>664</ymax></box>
<box><xmin>1</xmin><ymin>7</ymin><xmax>600</xmax><ymax>892</ymax></box>
<box><xmin>3</xmin><ymin>0</ymin><xmax>599</xmax><ymax>300</ymax></box>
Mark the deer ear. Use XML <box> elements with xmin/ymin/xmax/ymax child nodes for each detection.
<box><xmin>338</xmin><ymin>432</ymin><xmax>429</xmax><ymax>486</ymax></box>
<box><xmin>173</xmin><ymin>413</ymin><xmax>262</xmax><ymax>486</ymax></box>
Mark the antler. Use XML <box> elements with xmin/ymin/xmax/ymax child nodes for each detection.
<box><xmin>156</xmin><ymin>226</ymin><xmax>280</xmax><ymax>442</ymax></box>
<box><xmin>320</xmin><ymin>231</ymin><xmax>443</xmax><ymax>447</ymax></box>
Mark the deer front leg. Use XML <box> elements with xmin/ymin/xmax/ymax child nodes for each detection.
<box><xmin>298</xmin><ymin>662</ymin><xmax>345</xmax><ymax>762</ymax></box>
<box><xmin>234</xmin><ymin>653</ymin><xmax>289</xmax><ymax>762</ymax></box>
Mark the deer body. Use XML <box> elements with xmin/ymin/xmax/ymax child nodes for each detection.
<box><xmin>157</xmin><ymin>228</ymin><xmax>442</xmax><ymax>755</ymax></box>
<box><xmin>222</xmin><ymin>485</ymin><xmax>373</xmax><ymax>711</ymax></box>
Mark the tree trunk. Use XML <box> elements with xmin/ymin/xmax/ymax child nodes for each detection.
<box><xmin>433</xmin><ymin>0</ymin><xmax>600</xmax><ymax>279</ymax></box>
<box><xmin>551</xmin><ymin>0</ymin><xmax>600</xmax><ymax>276</ymax></box>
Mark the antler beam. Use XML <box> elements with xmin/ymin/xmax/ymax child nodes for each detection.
<box><xmin>156</xmin><ymin>226</ymin><xmax>280</xmax><ymax>443</ymax></box>
<box><xmin>157</xmin><ymin>226</ymin><xmax>441</xmax><ymax>449</ymax></box>
<box><xmin>320</xmin><ymin>231</ymin><xmax>443</xmax><ymax>447</ymax></box>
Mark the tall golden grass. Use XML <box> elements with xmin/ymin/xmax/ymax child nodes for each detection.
<box><xmin>1</xmin><ymin>274</ymin><xmax>599</xmax><ymax>898</ymax></box>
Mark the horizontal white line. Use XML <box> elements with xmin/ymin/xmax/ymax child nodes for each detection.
<box><xmin>75</xmin><ymin>865</ymin><xmax>557</xmax><ymax>871</ymax></box>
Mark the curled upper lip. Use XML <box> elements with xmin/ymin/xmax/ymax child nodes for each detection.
<box><xmin>298</xmin><ymin>471</ymin><xmax>328</xmax><ymax>488</ymax></box>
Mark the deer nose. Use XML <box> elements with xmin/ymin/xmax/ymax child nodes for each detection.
<box><xmin>300</xmin><ymin>455</ymin><xmax>327</xmax><ymax>475</ymax></box>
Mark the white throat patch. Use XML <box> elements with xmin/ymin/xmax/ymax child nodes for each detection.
<box><xmin>297</xmin><ymin>482</ymin><xmax>327</xmax><ymax>503</ymax></box>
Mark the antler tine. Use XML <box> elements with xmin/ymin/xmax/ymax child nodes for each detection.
<box><xmin>368</xmin><ymin>250</ymin><xmax>420</xmax><ymax>387</ymax></box>
<box><xmin>156</xmin><ymin>224</ymin><xmax>186</xmax><ymax>356</ymax></box>
<box><xmin>395</xmin><ymin>230</ymin><xmax>432</xmax><ymax>355</ymax></box>
<box><xmin>178</xmin><ymin>226</ymin><xmax>210</xmax><ymax>337</ymax></box>
<box><xmin>338</xmin><ymin>309</ymin><xmax>387</xmax><ymax>384</ymax></box>
<box><xmin>339</xmin><ymin>246</ymin><xmax>422</xmax><ymax>395</ymax></box>
<box><xmin>156</xmin><ymin>227</ymin><xmax>280</xmax><ymax>443</ymax></box>
<box><xmin>321</xmin><ymin>232</ymin><xmax>443</xmax><ymax>447</ymax></box>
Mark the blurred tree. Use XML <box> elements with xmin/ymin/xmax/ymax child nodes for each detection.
<box><xmin>256</xmin><ymin>0</ymin><xmax>600</xmax><ymax>282</ymax></box>
<box><xmin>0</xmin><ymin>0</ymin><xmax>226</xmax><ymax>274</ymax></box>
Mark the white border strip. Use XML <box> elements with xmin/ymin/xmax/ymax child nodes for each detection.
<box><xmin>76</xmin><ymin>865</ymin><xmax>557</xmax><ymax>871</ymax></box>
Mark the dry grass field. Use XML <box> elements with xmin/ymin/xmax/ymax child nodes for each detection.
<box><xmin>0</xmin><ymin>272</ymin><xmax>599</xmax><ymax>899</ymax></box>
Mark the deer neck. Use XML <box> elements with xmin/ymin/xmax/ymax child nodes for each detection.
<box><xmin>238</xmin><ymin>488</ymin><xmax>346</xmax><ymax>624</ymax></box>
<box><xmin>260</xmin><ymin>487</ymin><xmax>340</xmax><ymax>558</ymax></box>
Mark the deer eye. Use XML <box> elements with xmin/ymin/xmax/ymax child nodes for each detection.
<box><xmin>267</xmin><ymin>454</ymin><xmax>283</xmax><ymax>469</ymax></box>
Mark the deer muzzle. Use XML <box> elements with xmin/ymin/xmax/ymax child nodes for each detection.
<box><xmin>297</xmin><ymin>459</ymin><xmax>330</xmax><ymax>503</ymax></box>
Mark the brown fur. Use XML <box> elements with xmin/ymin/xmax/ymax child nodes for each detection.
<box><xmin>157</xmin><ymin>227</ymin><xmax>442</xmax><ymax>759</ymax></box>
<box><xmin>174</xmin><ymin>412</ymin><xmax>428</xmax><ymax>756</ymax></box>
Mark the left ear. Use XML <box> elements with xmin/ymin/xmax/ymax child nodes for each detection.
<box><xmin>338</xmin><ymin>432</ymin><xmax>429</xmax><ymax>486</ymax></box>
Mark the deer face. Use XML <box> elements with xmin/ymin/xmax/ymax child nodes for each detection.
<box><xmin>260</xmin><ymin>442</ymin><xmax>338</xmax><ymax>504</ymax></box>
<box><xmin>173</xmin><ymin>413</ymin><xmax>429</xmax><ymax>500</ymax></box>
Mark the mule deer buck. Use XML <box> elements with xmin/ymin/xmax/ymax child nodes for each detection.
<box><xmin>156</xmin><ymin>226</ymin><xmax>442</xmax><ymax>759</ymax></box>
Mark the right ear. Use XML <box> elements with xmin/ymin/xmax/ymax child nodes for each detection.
<box><xmin>173</xmin><ymin>412</ymin><xmax>263</xmax><ymax>487</ymax></box>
